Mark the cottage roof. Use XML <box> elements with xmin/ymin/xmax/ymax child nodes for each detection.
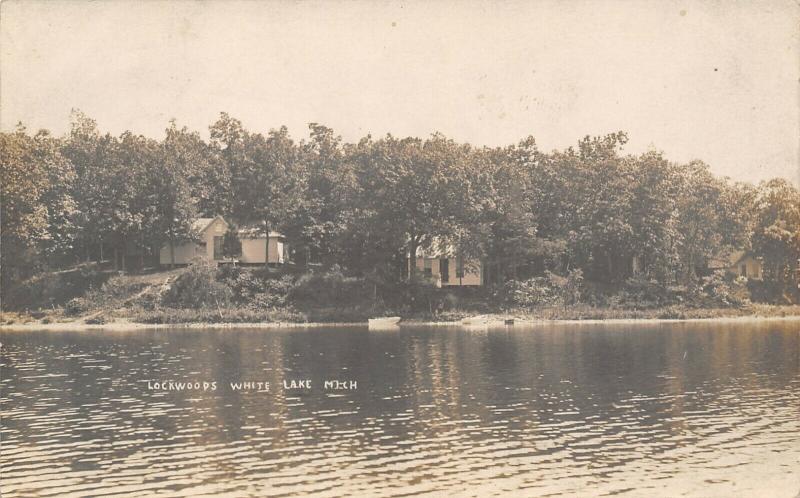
<box><xmin>192</xmin><ymin>217</ymin><xmax>226</xmax><ymax>234</ymax></box>
<box><xmin>237</xmin><ymin>225</ymin><xmax>285</xmax><ymax>239</ymax></box>
<box><xmin>708</xmin><ymin>249</ymin><xmax>753</xmax><ymax>269</ymax></box>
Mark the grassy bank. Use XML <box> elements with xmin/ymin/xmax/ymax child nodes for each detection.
<box><xmin>503</xmin><ymin>303</ymin><xmax>800</xmax><ymax>321</ymax></box>
<box><xmin>3</xmin><ymin>262</ymin><xmax>800</xmax><ymax>328</ymax></box>
<box><xmin>4</xmin><ymin>299</ymin><xmax>800</xmax><ymax>329</ymax></box>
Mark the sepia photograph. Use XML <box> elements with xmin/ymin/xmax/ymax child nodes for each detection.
<box><xmin>1</xmin><ymin>0</ymin><xmax>799</xmax><ymax>496</ymax></box>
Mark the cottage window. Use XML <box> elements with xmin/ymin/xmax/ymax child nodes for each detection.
<box><xmin>423</xmin><ymin>259</ymin><xmax>433</xmax><ymax>277</ymax></box>
<box><xmin>740</xmin><ymin>264</ymin><xmax>747</xmax><ymax>277</ymax></box>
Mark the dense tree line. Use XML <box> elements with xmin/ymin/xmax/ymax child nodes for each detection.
<box><xmin>2</xmin><ymin>110</ymin><xmax>799</xmax><ymax>299</ymax></box>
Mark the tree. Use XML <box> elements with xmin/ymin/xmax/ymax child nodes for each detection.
<box><xmin>626</xmin><ymin>151</ymin><xmax>680</xmax><ymax>282</ymax></box>
<box><xmin>481</xmin><ymin>138</ymin><xmax>541</xmax><ymax>284</ymax></box>
<box><xmin>347</xmin><ymin>133</ymin><xmax>480</xmax><ymax>282</ymax></box>
<box><xmin>150</xmin><ymin>122</ymin><xmax>202</xmax><ymax>268</ymax></box>
<box><xmin>222</xmin><ymin>224</ymin><xmax>242</xmax><ymax>261</ymax></box>
<box><xmin>1</xmin><ymin>127</ymin><xmax>54</xmax><ymax>287</ymax></box>
<box><xmin>248</xmin><ymin>128</ymin><xmax>305</xmax><ymax>267</ymax></box>
<box><xmin>752</xmin><ymin>179</ymin><xmax>800</xmax><ymax>295</ymax></box>
<box><xmin>529</xmin><ymin>132</ymin><xmax>633</xmax><ymax>280</ymax></box>
<box><xmin>61</xmin><ymin>110</ymin><xmax>103</xmax><ymax>262</ymax></box>
<box><xmin>672</xmin><ymin>161</ymin><xmax>752</xmax><ymax>284</ymax></box>
<box><xmin>293</xmin><ymin>123</ymin><xmax>356</xmax><ymax>268</ymax></box>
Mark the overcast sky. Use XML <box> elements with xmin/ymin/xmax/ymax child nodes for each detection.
<box><xmin>1</xmin><ymin>0</ymin><xmax>798</xmax><ymax>184</ymax></box>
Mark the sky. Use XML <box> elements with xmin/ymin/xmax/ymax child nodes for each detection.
<box><xmin>1</xmin><ymin>0</ymin><xmax>798</xmax><ymax>185</ymax></box>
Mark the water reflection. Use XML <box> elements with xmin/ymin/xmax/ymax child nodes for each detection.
<box><xmin>1</xmin><ymin>321</ymin><xmax>799</xmax><ymax>497</ymax></box>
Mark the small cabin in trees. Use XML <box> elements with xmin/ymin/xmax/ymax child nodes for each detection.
<box><xmin>238</xmin><ymin>226</ymin><xmax>289</xmax><ymax>265</ymax></box>
<box><xmin>160</xmin><ymin>216</ymin><xmax>227</xmax><ymax>265</ymax></box>
<box><xmin>708</xmin><ymin>250</ymin><xmax>763</xmax><ymax>280</ymax></box>
<box><xmin>159</xmin><ymin>216</ymin><xmax>288</xmax><ymax>266</ymax></box>
<box><xmin>409</xmin><ymin>242</ymin><xmax>483</xmax><ymax>287</ymax></box>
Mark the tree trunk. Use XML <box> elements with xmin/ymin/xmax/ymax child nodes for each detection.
<box><xmin>100</xmin><ymin>240</ymin><xmax>104</xmax><ymax>263</ymax></box>
<box><xmin>169</xmin><ymin>228</ymin><xmax>175</xmax><ymax>269</ymax></box>
<box><xmin>264</xmin><ymin>220</ymin><xmax>270</xmax><ymax>268</ymax></box>
<box><xmin>408</xmin><ymin>235</ymin><xmax>419</xmax><ymax>282</ymax></box>
<box><xmin>121</xmin><ymin>236</ymin><xmax>127</xmax><ymax>273</ymax></box>
<box><xmin>113</xmin><ymin>247</ymin><xmax>119</xmax><ymax>271</ymax></box>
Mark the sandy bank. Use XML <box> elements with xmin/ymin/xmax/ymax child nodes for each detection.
<box><xmin>2</xmin><ymin>314</ymin><xmax>799</xmax><ymax>333</ymax></box>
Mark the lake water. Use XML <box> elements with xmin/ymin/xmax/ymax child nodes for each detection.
<box><xmin>1</xmin><ymin>321</ymin><xmax>799</xmax><ymax>497</ymax></box>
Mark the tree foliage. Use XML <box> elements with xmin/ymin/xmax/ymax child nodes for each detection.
<box><xmin>2</xmin><ymin>112</ymin><xmax>798</xmax><ymax>306</ymax></box>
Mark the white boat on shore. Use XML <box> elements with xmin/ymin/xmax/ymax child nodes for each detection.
<box><xmin>460</xmin><ymin>315</ymin><xmax>516</xmax><ymax>326</ymax></box>
<box><xmin>460</xmin><ymin>314</ymin><xmax>493</xmax><ymax>326</ymax></box>
<box><xmin>368</xmin><ymin>316</ymin><xmax>402</xmax><ymax>329</ymax></box>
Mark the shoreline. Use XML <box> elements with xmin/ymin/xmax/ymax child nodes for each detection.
<box><xmin>2</xmin><ymin>314</ymin><xmax>799</xmax><ymax>332</ymax></box>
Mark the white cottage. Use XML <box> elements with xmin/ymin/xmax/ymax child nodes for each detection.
<box><xmin>410</xmin><ymin>242</ymin><xmax>482</xmax><ymax>287</ymax></box>
<box><xmin>159</xmin><ymin>216</ymin><xmax>228</xmax><ymax>266</ymax></box>
<box><xmin>708</xmin><ymin>250</ymin><xmax>763</xmax><ymax>280</ymax></box>
<box><xmin>159</xmin><ymin>217</ymin><xmax>289</xmax><ymax>266</ymax></box>
<box><xmin>238</xmin><ymin>227</ymin><xmax>289</xmax><ymax>265</ymax></box>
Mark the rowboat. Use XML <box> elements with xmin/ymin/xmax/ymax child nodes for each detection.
<box><xmin>368</xmin><ymin>316</ymin><xmax>401</xmax><ymax>329</ymax></box>
<box><xmin>460</xmin><ymin>315</ymin><xmax>515</xmax><ymax>327</ymax></box>
<box><xmin>460</xmin><ymin>314</ymin><xmax>492</xmax><ymax>326</ymax></box>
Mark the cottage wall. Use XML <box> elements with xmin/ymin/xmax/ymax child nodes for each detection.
<box><xmin>730</xmin><ymin>256</ymin><xmax>762</xmax><ymax>280</ymax></box>
<box><xmin>412</xmin><ymin>257</ymin><xmax>482</xmax><ymax>286</ymax></box>
<box><xmin>159</xmin><ymin>242</ymin><xmax>202</xmax><ymax>265</ymax></box>
<box><xmin>159</xmin><ymin>217</ymin><xmax>228</xmax><ymax>266</ymax></box>
<box><xmin>239</xmin><ymin>237</ymin><xmax>286</xmax><ymax>264</ymax></box>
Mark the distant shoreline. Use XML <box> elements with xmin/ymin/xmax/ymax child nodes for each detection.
<box><xmin>2</xmin><ymin>314</ymin><xmax>799</xmax><ymax>333</ymax></box>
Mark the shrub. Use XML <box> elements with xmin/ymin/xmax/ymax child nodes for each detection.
<box><xmin>498</xmin><ymin>270</ymin><xmax>583</xmax><ymax>308</ymax></box>
<box><xmin>747</xmin><ymin>279</ymin><xmax>795</xmax><ymax>304</ymax></box>
<box><xmin>64</xmin><ymin>297</ymin><xmax>90</xmax><ymax>316</ymax></box>
<box><xmin>612</xmin><ymin>277</ymin><xmax>684</xmax><ymax>309</ymax></box>
<box><xmin>219</xmin><ymin>266</ymin><xmax>295</xmax><ymax>307</ymax></box>
<box><xmin>131</xmin><ymin>307</ymin><xmax>303</xmax><ymax>324</ymax></box>
<box><xmin>699</xmin><ymin>271</ymin><xmax>750</xmax><ymax>308</ymax></box>
<box><xmin>500</xmin><ymin>277</ymin><xmax>557</xmax><ymax>308</ymax></box>
<box><xmin>289</xmin><ymin>266</ymin><xmax>369</xmax><ymax>307</ymax></box>
<box><xmin>249</xmin><ymin>278</ymin><xmax>295</xmax><ymax>309</ymax></box>
<box><xmin>657</xmin><ymin>306</ymin><xmax>687</xmax><ymax>320</ymax></box>
<box><xmin>62</xmin><ymin>276</ymin><xmax>149</xmax><ymax>315</ymax></box>
<box><xmin>162</xmin><ymin>259</ymin><xmax>232</xmax><ymax>309</ymax></box>
<box><xmin>3</xmin><ymin>263</ymin><xmax>109</xmax><ymax>310</ymax></box>
<box><xmin>400</xmin><ymin>280</ymin><xmax>441</xmax><ymax>312</ymax></box>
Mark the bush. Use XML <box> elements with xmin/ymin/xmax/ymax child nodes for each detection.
<box><xmin>64</xmin><ymin>297</ymin><xmax>91</xmax><ymax>316</ymax></box>
<box><xmin>163</xmin><ymin>259</ymin><xmax>232</xmax><ymax>309</ymax></box>
<box><xmin>396</xmin><ymin>279</ymin><xmax>441</xmax><ymax>312</ymax></box>
<box><xmin>132</xmin><ymin>306</ymin><xmax>302</xmax><ymax>324</ymax></box>
<box><xmin>612</xmin><ymin>277</ymin><xmax>684</xmax><ymax>309</ymax></box>
<box><xmin>699</xmin><ymin>271</ymin><xmax>750</xmax><ymax>308</ymax></box>
<box><xmin>747</xmin><ymin>279</ymin><xmax>796</xmax><ymax>304</ymax></box>
<box><xmin>657</xmin><ymin>306</ymin><xmax>687</xmax><ymax>320</ymax></box>
<box><xmin>218</xmin><ymin>266</ymin><xmax>295</xmax><ymax>308</ymax></box>
<box><xmin>289</xmin><ymin>266</ymin><xmax>369</xmax><ymax>307</ymax></box>
<box><xmin>498</xmin><ymin>270</ymin><xmax>583</xmax><ymax>308</ymax></box>
<box><xmin>62</xmin><ymin>275</ymin><xmax>148</xmax><ymax>315</ymax></box>
<box><xmin>3</xmin><ymin>263</ymin><xmax>109</xmax><ymax>310</ymax></box>
<box><xmin>499</xmin><ymin>277</ymin><xmax>559</xmax><ymax>308</ymax></box>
